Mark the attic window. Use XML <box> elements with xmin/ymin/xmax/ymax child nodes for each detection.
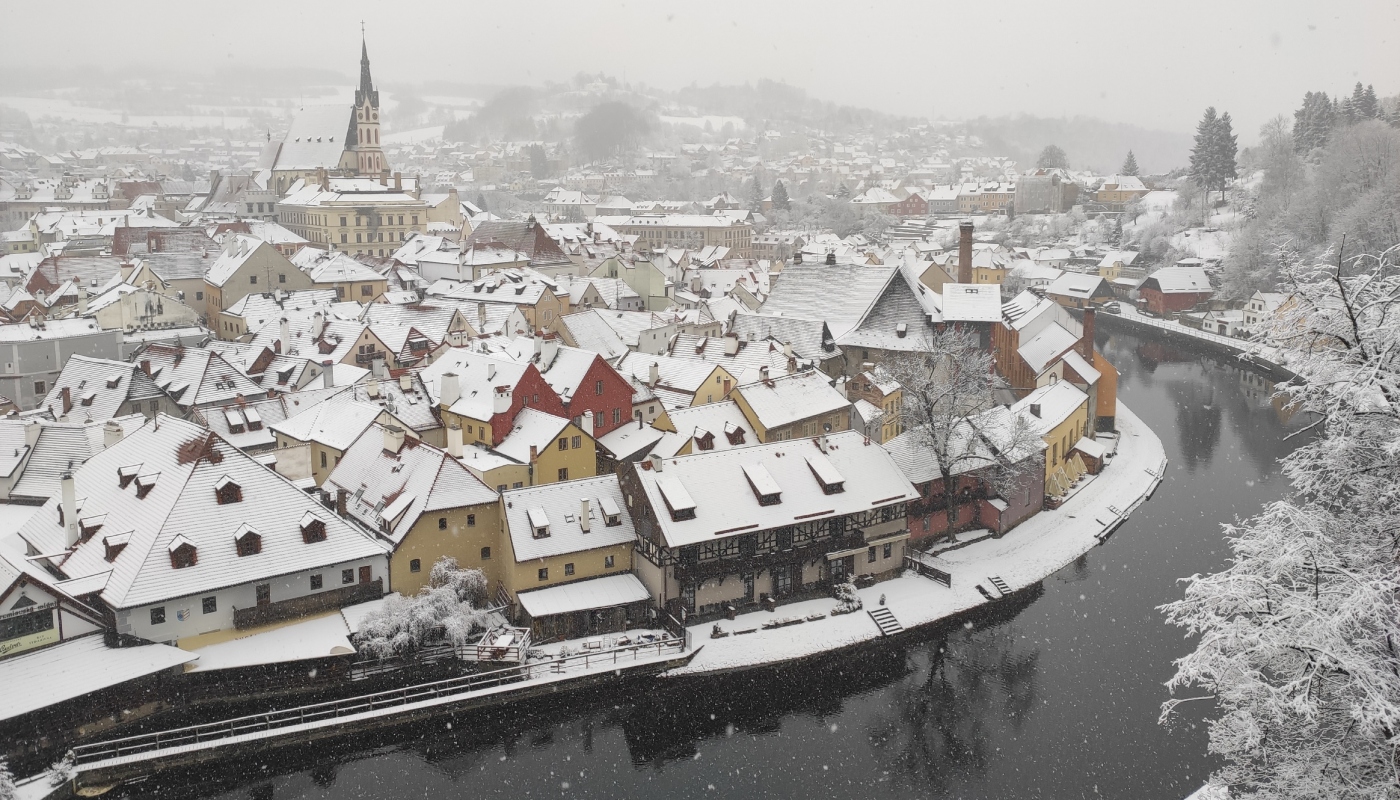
<box><xmin>168</xmin><ymin>536</ymin><xmax>198</xmax><ymax>569</ymax></box>
<box><xmin>118</xmin><ymin>464</ymin><xmax>142</xmax><ymax>488</ymax></box>
<box><xmin>599</xmin><ymin>495</ymin><xmax>623</xmax><ymax>527</ymax></box>
<box><xmin>742</xmin><ymin>463</ymin><xmax>782</xmax><ymax>506</ymax></box>
<box><xmin>695</xmin><ymin>430</ymin><xmax>715</xmax><ymax>451</ymax></box>
<box><xmin>78</xmin><ymin>513</ymin><xmax>106</xmax><ymax>540</ymax></box>
<box><xmin>528</xmin><ymin>507</ymin><xmax>550</xmax><ymax>538</ymax></box>
<box><xmin>300</xmin><ymin>511</ymin><xmax>327</xmax><ymax>543</ymax></box>
<box><xmin>244</xmin><ymin>408</ymin><xmax>264</xmax><ymax>431</ymax></box>
<box><xmin>224</xmin><ymin>407</ymin><xmax>246</xmax><ymax>434</ymax></box>
<box><xmin>215</xmin><ymin>476</ymin><xmax>242</xmax><ymax>505</ymax></box>
<box><xmin>80</xmin><ymin>392</ymin><xmax>95</xmax><ymax>407</ymax></box>
<box><xmin>134</xmin><ymin>472</ymin><xmax>159</xmax><ymax>499</ymax></box>
<box><xmin>103</xmin><ymin>531</ymin><xmax>131</xmax><ymax>562</ymax></box>
<box><xmin>234</xmin><ymin>524</ymin><xmax>262</xmax><ymax>556</ymax></box>
<box><xmin>724</xmin><ymin>422</ymin><xmax>746</xmax><ymax>445</ymax></box>
<box><xmin>806</xmin><ymin>452</ymin><xmax>846</xmax><ymax>495</ymax></box>
<box><xmin>656</xmin><ymin>474</ymin><xmax>697</xmax><ymax>521</ymax></box>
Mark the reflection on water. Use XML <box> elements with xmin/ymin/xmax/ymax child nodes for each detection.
<box><xmin>138</xmin><ymin>329</ymin><xmax>1310</xmax><ymax>800</ymax></box>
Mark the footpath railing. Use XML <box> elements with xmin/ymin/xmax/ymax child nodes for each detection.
<box><xmin>72</xmin><ymin>637</ymin><xmax>685</xmax><ymax>767</ymax></box>
<box><xmin>904</xmin><ymin>552</ymin><xmax>952</xmax><ymax>587</ymax></box>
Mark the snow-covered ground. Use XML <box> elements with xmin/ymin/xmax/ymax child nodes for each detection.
<box><xmin>666</xmin><ymin>403</ymin><xmax>1166</xmax><ymax>677</ymax></box>
<box><xmin>1112</xmin><ymin>304</ymin><xmax>1285</xmax><ymax>365</ymax></box>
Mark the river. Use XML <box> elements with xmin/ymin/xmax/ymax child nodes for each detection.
<box><xmin>147</xmin><ymin>327</ymin><xmax>1307</xmax><ymax>800</ymax></box>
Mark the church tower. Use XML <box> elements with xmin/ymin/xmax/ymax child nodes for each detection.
<box><xmin>352</xmin><ymin>34</ymin><xmax>385</xmax><ymax>176</ymax></box>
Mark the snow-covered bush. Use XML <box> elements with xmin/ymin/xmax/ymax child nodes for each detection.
<box><xmin>48</xmin><ymin>751</ymin><xmax>74</xmax><ymax>787</ymax></box>
<box><xmin>0</xmin><ymin>758</ymin><xmax>16</xmax><ymax>800</ymax></box>
<box><xmin>831</xmin><ymin>581</ymin><xmax>863</xmax><ymax>615</ymax></box>
<box><xmin>356</xmin><ymin>557</ymin><xmax>490</xmax><ymax>661</ymax></box>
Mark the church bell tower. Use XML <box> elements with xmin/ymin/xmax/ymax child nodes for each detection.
<box><xmin>352</xmin><ymin>33</ymin><xmax>385</xmax><ymax>176</ymax></box>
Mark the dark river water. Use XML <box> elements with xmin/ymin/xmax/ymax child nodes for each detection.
<box><xmin>152</xmin><ymin>328</ymin><xmax>1306</xmax><ymax>800</ymax></box>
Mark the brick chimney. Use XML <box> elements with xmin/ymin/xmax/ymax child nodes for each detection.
<box><xmin>958</xmin><ymin>221</ymin><xmax>974</xmax><ymax>284</ymax></box>
<box><xmin>1081</xmin><ymin>308</ymin><xmax>1096</xmax><ymax>360</ymax></box>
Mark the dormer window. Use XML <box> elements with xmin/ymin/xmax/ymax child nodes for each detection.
<box><xmin>78</xmin><ymin>514</ymin><xmax>106</xmax><ymax>540</ymax></box>
<box><xmin>300</xmin><ymin>511</ymin><xmax>327</xmax><ymax>543</ymax></box>
<box><xmin>528</xmin><ymin>507</ymin><xmax>550</xmax><ymax>538</ymax></box>
<box><xmin>695</xmin><ymin>430</ymin><xmax>715</xmax><ymax>451</ymax></box>
<box><xmin>742</xmin><ymin>463</ymin><xmax>783</xmax><ymax>506</ymax></box>
<box><xmin>599</xmin><ymin>495</ymin><xmax>623</xmax><ymax>527</ymax></box>
<box><xmin>118</xmin><ymin>464</ymin><xmax>141</xmax><ymax>488</ymax></box>
<box><xmin>215</xmin><ymin>476</ymin><xmax>242</xmax><ymax>505</ymax></box>
<box><xmin>724</xmin><ymin>422</ymin><xmax>746</xmax><ymax>445</ymax></box>
<box><xmin>168</xmin><ymin>535</ymin><xmax>198</xmax><ymax>569</ymax></box>
<box><xmin>806</xmin><ymin>453</ymin><xmax>846</xmax><ymax>495</ymax></box>
<box><xmin>104</xmin><ymin>531</ymin><xmax>131</xmax><ymax>562</ymax></box>
<box><xmin>134</xmin><ymin>472</ymin><xmax>159</xmax><ymax>499</ymax></box>
<box><xmin>234</xmin><ymin>524</ymin><xmax>262</xmax><ymax>556</ymax></box>
<box><xmin>106</xmin><ymin>373</ymin><xmax>122</xmax><ymax>389</ymax></box>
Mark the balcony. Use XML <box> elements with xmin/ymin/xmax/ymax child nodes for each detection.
<box><xmin>673</xmin><ymin>533</ymin><xmax>866</xmax><ymax>583</ymax></box>
<box><xmin>233</xmin><ymin>579</ymin><xmax>382</xmax><ymax>630</ymax></box>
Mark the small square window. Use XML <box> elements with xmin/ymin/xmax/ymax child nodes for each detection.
<box><xmin>564</xmin><ymin>563</ymin><xmax>575</xmax><ymax>576</ymax></box>
<box><xmin>409</xmin><ymin>559</ymin><xmax>421</xmax><ymax>573</ymax></box>
<box><xmin>480</xmin><ymin>546</ymin><xmax>491</xmax><ymax>560</ymax></box>
<box><xmin>250</xmin><ymin>275</ymin><xmax>258</xmax><ymax>285</ymax></box>
<box><xmin>557</xmin><ymin>468</ymin><xmax>568</xmax><ymax>482</ymax></box>
<box><xmin>558</xmin><ymin>438</ymin><xmax>568</xmax><ymax>452</ymax></box>
<box><xmin>342</xmin><ymin>568</ymin><xmax>354</xmax><ymax>584</ymax></box>
<box><xmin>538</xmin><ymin>567</ymin><xmax>548</xmax><ymax>582</ymax></box>
<box><xmin>604</xmin><ymin>555</ymin><xmax>615</xmax><ymax>569</ymax></box>
<box><xmin>196</xmin><ymin>291</ymin><xmax>204</xmax><ymax>300</ymax></box>
<box><xmin>438</xmin><ymin>517</ymin><xmax>447</xmax><ymax>530</ymax></box>
<box><xmin>883</xmin><ymin>543</ymin><xmax>893</xmax><ymax>559</ymax></box>
<box><xmin>467</xmin><ymin>514</ymin><xmax>476</xmax><ymax>526</ymax></box>
<box><xmin>150</xmin><ymin>606</ymin><xmax>166</xmax><ymax>625</ymax></box>
<box><xmin>867</xmin><ymin>546</ymin><xmax>877</xmax><ymax>563</ymax></box>
<box><xmin>310</xmin><ymin>574</ymin><xmax>323</xmax><ymax>590</ymax></box>
<box><xmin>571</xmin><ymin>435</ymin><xmax>581</xmax><ymax>449</ymax></box>
<box><xmin>202</xmin><ymin>596</ymin><xmax>217</xmax><ymax>614</ymax></box>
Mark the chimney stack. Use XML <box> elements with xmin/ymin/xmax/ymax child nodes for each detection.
<box><xmin>60</xmin><ymin>386</ymin><xmax>72</xmax><ymax>416</ymax></box>
<box><xmin>279</xmin><ymin>317</ymin><xmax>290</xmax><ymax>354</ymax></box>
<box><xmin>447</xmin><ymin>424</ymin><xmax>464</xmax><ymax>458</ymax></box>
<box><xmin>493</xmin><ymin>385</ymin><xmax>512</xmax><ymax>415</ymax></box>
<box><xmin>440</xmin><ymin>371</ymin><xmax>461</xmax><ymax>408</ymax></box>
<box><xmin>382</xmin><ymin>425</ymin><xmax>406</xmax><ymax>454</ymax></box>
<box><xmin>958</xmin><ymin>221</ymin><xmax>974</xmax><ymax>284</ymax></box>
<box><xmin>393</xmin><ymin>172</ymin><xmax>402</xmax><ymax>191</ymax></box>
<box><xmin>648</xmin><ymin>453</ymin><xmax>663</xmax><ymax>473</ymax></box>
<box><xmin>1080</xmin><ymin>308</ymin><xmax>1096</xmax><ymax>360</ymax></box>
<box><xmin>311</xmin><ymin>311</ymin><xmax>325</xmax><ymax>340</ymax></box>
<box><xmin>579</xmin><ymin>498</ymin><xmax>591</xmax><ymax>532</ymax></box>
<box><xmin>399</xmin><ymin>373</ymin><xmax>413</xmax><ymax>392</ymax></box>
<box><xmin>336</xmin><ymin>488</ymin><xmax>349</xmax><ymax>518</ymax></box>
<box><xmin>648</xmin><ymin>362</ymin><xmax>660</xmax><ymax>388</ymax></box>
<box><xmin>103</xmin><ymin>420</ymin><xmax>124</xmax><ymax>449</ymax></box>
<box><xmin>322</xmin><ymin>360</ymin><xmax>335</xmax><ymax>389</ymax></box>
<box><xmin>24</xmin><ymin>419</ymin><xmax>41</xmax><ymax>447</ymax></box>
<box><xmin>61</xmin><ymin>471</ymin><xmax>79</xmax><ymax>547</ymax></box>
<box><xmin>724</xmin><ymin>335</ymin><xmax>740</xmax><ymax>356</ymax></box>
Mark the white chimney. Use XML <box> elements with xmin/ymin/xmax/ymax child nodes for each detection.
<box><xmin>579</xmin><ymin>411</ymin><xmax>593</xmax><ymax>438</ymax></box>
<box><xmin>447</xmin><ymin>424</ymin><xmax>464</xmax><ymax>458</ymax></box>
<box><xmin>487</xmin><ymin>363</ymin><xmax>496</xmax><ymax>381</ymax></box>
<box><xmin>540</xmin><ymin>333</ymin><xmax>559</xmax><ymax>366</ymax></box>
<box><xmin>61</xmin><ymin>471</ymin><xmax>79</xmax><ymax>547</ymax></box>
<box><xmin>579</xmin><ymin>498</ymin><xmax>591</xmax><ymax>532</ymax></box>
<box><xmin>493</xmin><ymin>385</ymin><xmax>512</xmax><ymax>415</ymax></box>
<box><xmin>311</xmin><ymin>311</ymin><xmax>325</xmax><ymax>340</ymax></box>
<box><xmin>322</xmin><ymin>360</ymin><xmax>336</xmax><ymax>388</ymax></box>
<box><xmin>648</xmin><ymin>362</ymin><xmax>660</xmax><ymax>387</ymax></box>
<box><xmin>103</xmin><ymin>420</ymin><xmax>124</xmax><ymax>449</ymax></box>
<box><xmin>440</xmin><ymin>371</ymin><xmax>461</xmax><ymax>407</ymax></box>
<box><xmin>724</xmin><ymin>335</ymin><xmax>739</xmax><ymax>356</ymax></box>
<box><xmin>24</xmin><ymin>419</ymin><xmax>41</xmax><ymax>447</ymax></box>
<box><xmin>399</xmin><ymin>373</ymin><xmax>413</xmax><ymax>392</ymax></box>
<box><xmin>783</xmin><ymin>341</ymin><xmax>794</xmax><ymax>358</ymax></box>
<box><xmin>367</xmin><ymin>377</ymin><xmax>380</xmax><ymax>398</ymax></box>
<box><xmin>279</xmin><ymin>317</ymin><xmax>290</xmax><ymax>352</ymax></box>
<box><xmin>648</xmin><ymin>453</ymin><xmax>663</xmax><ymax>473</ymax></box>
<box><xmin>78</xmin><ymin>282</ymin><xmax>88</xmax><ymax>316</ymax></box>
<box><xmin>383</xmin><ymin>425</ymin><xmax>406</xmax><ymax>453</ymax></box>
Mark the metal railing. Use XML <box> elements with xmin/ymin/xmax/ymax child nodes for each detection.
<box><xmin>72</xmin><ymin>636</ymin><xmax>685</xmax><ymax>767</ymax></box>
<box><xmin>905</xmin><ymin>552</ymin><xmax>952</xmax><ymax>587</ymax></box>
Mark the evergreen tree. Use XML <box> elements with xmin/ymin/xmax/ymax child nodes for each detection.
<box><xmin>475</xmin><ymin>193</ymin><xmax>488</xmax><ymax>213</ymax></box>
<box><xmin>1358</xmin><ymin>84</ymin><xmax>1380</xmax><ymax>119</ymax></box>
<box><xmin>1036</xmin><ymin>144</ymin><xmax>1068</xmax><ymax>169</ymax></box>
<box><xmin>1214</xmin><ymin>111</ymin><xmax>1238</xmax><ymax>202</ymax></box>
<box><xmin>1293</xmin><ymin>91</ymin><xmax>1334</xmax><ymax>153</ymax></box>
<box><xmin>1120</xmin><ymin>150</ymin><xmax>1139</xmax><ymax>176</ymax></box>
<box><xmin>771</xmin><ymin>179</ymin><xmax>790</xmax><ymax>211</ymax></box>
<box><xmin>835</xmin><ymin>182</ymin><xmax>850</xmax><ymax>199</ymax></box>
<box><xmin>748</xmin><ymin>177</ymin><xmax>764</xmax><ymax>212</ymax></box>
<box><xmin>1189</xmin><ymin>106</ymin><xmax>1221</xmax><ymax>194</ymax></box>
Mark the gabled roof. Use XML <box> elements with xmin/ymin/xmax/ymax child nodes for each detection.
<box><xmin>1017</xmin><ymin>322</ymin><xmax>1081</xmax><ymax>375</ymax></box>
<box><xmin>10</xmin><ymin>415</ymin><xmax>146</xmax><ymax>500</ymax></box>
<box><xmin>1141</xmin><ymin>266</ymin><xmax>1213</xmax><ymax>294</ymax></box>
<box><xmin>17</xmin><ymin>416</ymin><xmax>388</xmax><ymax>609</ymax></box>
<box><xmin>41</xmin><ymin>355</ymin><xmax>167</xmax><ymax>423</ymax></box>
<box><xmin>1011</xmin><ymin>381</ymin><xmax>1089</xmax><ymax>434</ymax></box>
<box><xmin>494</xmin><ymin>407</ymin><xmax>573</xmax><ymax>465</ymax></box>
<box><xmin>417</xmin><ymin>348</ymin><xmax>537</xmax><ymax>421</ymax></box>
<box><xmin>940</xmin><ymin>283</ymin><xmax>1003</xmax><ymax>323</ymax></box>
<box><xmin>326</xmin><ymin>424</ymin><xmax>497</xmax><ymax>544</ymax></box>
<box><xmin>503</xmin><ymin>475</ymin><xmax>635</xmax><ymax>562</ymax></box>
<box><xmin>270</xmin><ymin>394</ymin><xmax>385</xmax><ymax>450</ymax></box>
<box><xmin>759</xmin><ymin>263</ymin><xmax>899</xmax><ymax>340</ymax></box>
<box><xmin>136</xmin><ymin>344</ymin><xmax>263</xmax><ymax>409</ymax></box>
<box><xmin>733</xmin><ymin>370</ymin><xmax>849</xmax><ymax>429</ymax></box>
<box><xmin>630</xmin><ymin>431</ymin><xmax>917</xmax><ymax>548</ymax></box>
<box><xmin>1045</xmin><ymin>272</ymin><xmax>1114</xmax><ymax>300</ymax></box>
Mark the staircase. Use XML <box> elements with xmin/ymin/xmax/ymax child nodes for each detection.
<box><xmin>987</xmin><ymin>576</ymin><xmax>1012</xmax><ymax>597</ymax></box>
<box><xmin>868</xmin><ymin>606</ymin><xmax>904</xmax><ymax>637</ymax></box>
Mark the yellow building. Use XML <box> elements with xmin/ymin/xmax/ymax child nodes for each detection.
<box><xmin>732</xmin><ymin>369</ymin><xmax>853</xmax><ymax>442</ymax></box>
<box><xmin>494</xmin><ymin>408</ymin><xmax>598</xmax><ymax>486</ymax></box>
<box><xmin>325</xmin><ymin>424</ymin><xmax>504</xmax><ymax>595</ymax></box>
<box><xmin>277</xmin><ymin>175</ymin><xmax>431</xmax><ymax>258</ymax></box>
<box><xmin>1011</xmin><ymin>381</ymin><xmax>1091</xmax><ymax>496</ymax></box>
<box><xmin>271</xmin><ymin>398</ymin><xmax>418</xmax><ymax>486</ymax></box>
<box><xmin>844</xmin><ymin>370</ymin><xmax>903</xmax><ymax>443</ymax></box>
<box><xmin>499</xmin><ymin>476</ymin><xmax>643</xmax><ymax>637</ymax></box>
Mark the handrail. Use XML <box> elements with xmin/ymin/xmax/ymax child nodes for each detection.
<box><xmin>72</xmin><ymin>637</ymin><xmax>684</xmax><ymax>766</ymax></box>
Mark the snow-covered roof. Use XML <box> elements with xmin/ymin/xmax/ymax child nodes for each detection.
<box><xmin>631</xmin><ymin>431</ymin><xmax>917</xmax><ymax>548</ymax></box>
<box><xmin>733</xmin><ymin>370</ymin><xmax>849</xmax><ymax>430</ymax></box>
<box><xmin>1142</xmin><ymin>266</ymin><xmax>1212</xmax><ymax>294</ymax></box>
<box><xmin>0</xmin><ymin>634</ymin><xmax>197</xmax><ymax>721</ymax></box>
<box><xmin>940</xmin><ymin>283</ymin><xmax>1003</xmax><ymax>322</ymax></box>
<box><xmin>516</xmin><ymin>573</ymin><xmax>650</xmax><ymax>618</ymax></box>
<box><xmin>270</xmin><ymin>394</ymin><xmax>384</xmax><ymax>450</ymax></box>
<box><xmin>503</xmin><ymin>475</ymin><xmax>635</xmax><ymax>561</ymax></box>
<box><xmin>494</xmin><ymin>408</ymin><xmax>572</xmax><ymax>465</ymax></box>
<box><xmin>1011</xmin><ymin>381</ymin><xmax>1089</xmax><ymax>434</ymax></box>
<box><xmin>1017</xmin><ymin>322</ymin><xmax>1081</xmax><ymax>375</ymax></box>
<box><xmin>185</xmin><ymin>611</ymin><xmax>354</xmax><ymax>672</ymax></box>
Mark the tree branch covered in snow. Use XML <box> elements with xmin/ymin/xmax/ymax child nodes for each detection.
<box><xmin>0</xmin><ymin>759</ymin><xmax>15</xmax><ymax>800</ymax></box>
<box><xmin>1161</xmin><ymin>245</ymin><xmax>1400</xmax><ymax>798</ymax></box>
<box><xmin>356</xmin><ymin>557</ymin><xmax>491</xmax><ymax>661</ymax></box>
<box><xmin>884</xmin><ymin>327</ymin><xmax>1042</xmax><ymax>539</ymax></box>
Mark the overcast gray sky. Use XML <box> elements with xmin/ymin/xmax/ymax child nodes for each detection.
<box><xmin>5</xmin><ymin>0</ymin><xmax>1396</xmax><ymax>138</ymax></box>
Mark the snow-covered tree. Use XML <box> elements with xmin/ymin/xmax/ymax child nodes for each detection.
<box><xmin>0</xmin><ymin>758</ymin><xmax>16</xmax><ymax>800</ymax></box>
<box><xmin>1037</xmin><ymin>144</ymin><xmax>1068</xmax><ymax>169</ymax></box>
<box><xmin>1162</xmin><ymin>244</ymin><xmax>1400</xmax><ymax>799</ymax></box>
<box><xmin>48</xmin><ymin>752</ymin><xmax>74</xmax><ymax>787</ymax></box>
<box><xmin>1190</xmin><ymin>107</ymin><xmax>1238</xmax><ymax>203</ymax></box>
<box><xmin>1294</xmin><ymin>91</ymin><xmax>1336</xmax><ymax>155</ymax></box>
<box><xmin>884</xmin><ymin>327</ymin><xmax>1042</xmax><ymax>539</ymax></box>
<box><xmin>357</xmin><ymin>557</ymin><xmax>491</xmax><ymax>661</ymax></box>
<box><xmin>748</xmin><ymin>177</ymin><xmax>765</xmax><ymax>212</ymax></box>
<box><xmin>1121</xmin><ymin>150</ymin><xmax>1139</xmax><ymax>176</ymax></box>
<box><xmin>771</xmin><ymin>179</ymin><xmax>791</xmax><ymax>211</ymax></box>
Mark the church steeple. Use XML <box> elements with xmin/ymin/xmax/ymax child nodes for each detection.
<box><xmin>351</xmin><ymin>29</ymin><xmax>384</xmax><ymax>176</ymax></box>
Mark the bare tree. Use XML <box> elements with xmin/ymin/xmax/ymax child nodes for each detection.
<box><xmin>884</xmin><ymin>327</ymin><xmax>1041</xmax><ymax>540</ymax></box>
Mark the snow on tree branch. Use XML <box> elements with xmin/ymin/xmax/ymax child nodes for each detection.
<box><xmin>356</xmin><ymin>557</ymin><xmax>491</xmax><ymax>661</ymax></box>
